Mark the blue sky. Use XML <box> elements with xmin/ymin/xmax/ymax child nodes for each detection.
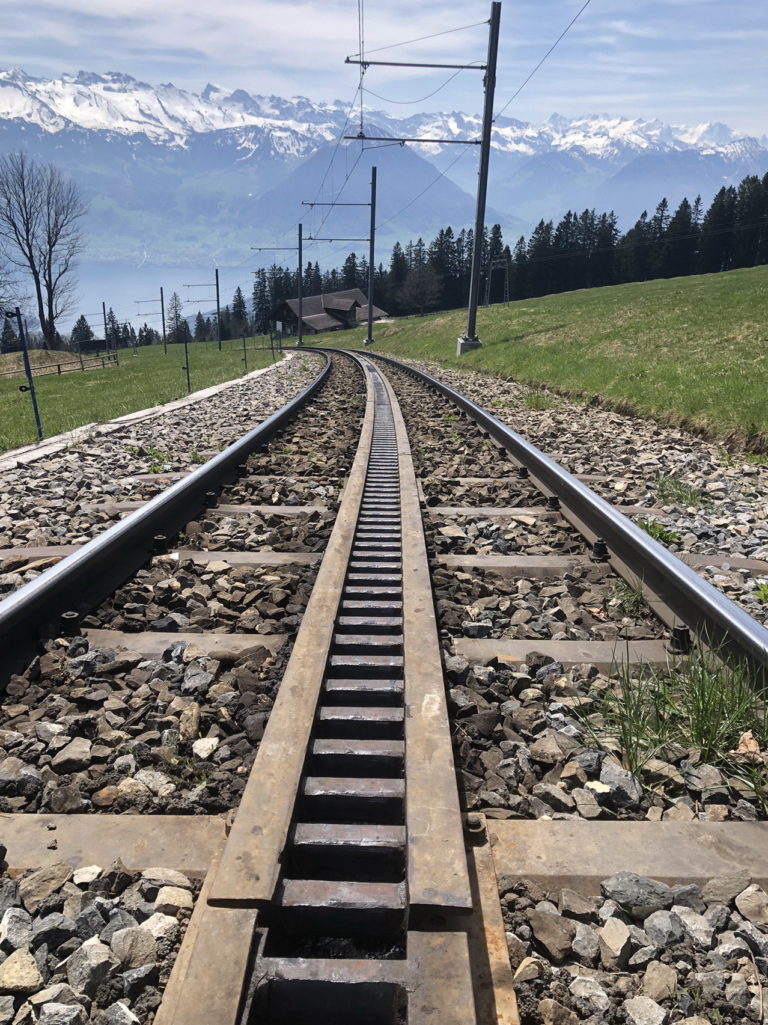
<box><xmin>3</xmin><ymin>0</ymin><xmax>768</xmax><ymax>135</ymax></box>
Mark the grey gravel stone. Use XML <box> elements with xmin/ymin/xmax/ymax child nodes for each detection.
<box><xmin>571</xmin><ymin>922</ymin><xmax>600</xmax><ymax>965</ymax></box>
<box><xmin>37</xmin><ymin>1005</ymin><xmax>88</xmax><ymax>1025</ymax></box>
<box><xmin>600</xmin><ymin>873</ymin><xmax>673</xmax><ymax>918</ymax></box>
<box><xmin>569</xmin><ymin>976</ymin><xmax>610</xmax><ymax>1013</ymax></box>
<box><xmin>598</xmin><ymin>759</ymin><xmax>643</xmax><ymax>808</ymax></box>
<box><xmin>671</xmin><ymin>905</ymin><xmax>715</xmax><ymax>948</ymax></box>
<box><xmin>598</xmin><ymin>917</ymin><xmax>631</xmax><ymax>969</ymax></box>
<box><xmin>0</xmin><ymin>906</ymin><xmax>32</xmax><ymax>952</ymax></box>
<box><xmin>643</xmin><ymin>910</ymin><xmax>685</xmax><ymax>947</ymax></box>
<box><xmin>66</xmin><ymin>936</ymin><xmax>117</xmax><ymax>997</ymax></box>
<box><xmin>110</xmin><ymin>926</ymin><xmax>157</xmax><ymax>969</ymax></box>
<box><xmin>623</xmin><ymin>995</ymin><xmax>667</xmax><ymax>1025</ymax></box>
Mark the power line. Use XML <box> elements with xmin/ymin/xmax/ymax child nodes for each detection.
<box><xmin>315</xmin><ymin>148</ymin><xmax>366</xmax><ymax>236</ymax></box>
<box><xmin>375</xmin><ymin>144</ymin><xmax>475</xmax><ymax>232</ymax></box>
<box><xmin>364</xmin><ymin>64</ymin><xmax>482</xmax><ymax>105</ymax></box>
<box><xmin>494</xmin><ymin>0</ymin><xmax>593</xmax><ymax>121</ymax></box>
<box><xmin>349</xmin><ymin>19</ymin><xmax>488</xmax><ymax>58</ymax></box>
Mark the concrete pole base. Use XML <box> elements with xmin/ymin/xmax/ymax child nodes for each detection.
<box><xmin>456</xmin><ymin>335</ymin><xmax>483</xmax><ymax>356</ymax></box>
<box><xmin>363</xmin><ymin>337</ymin><xmax>374</xmax><ymax>347</ymax></box>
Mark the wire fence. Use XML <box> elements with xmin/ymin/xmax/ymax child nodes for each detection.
<box><xmin>0</xmin><ymin>350</ymin><xmax>118</xmax><ymax>379</ymax></box>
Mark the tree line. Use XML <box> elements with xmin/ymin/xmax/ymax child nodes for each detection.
<box><xmin>249</xmin><ymin>171</ymin><xmax>768</xmax><ymax>327</ymax></box>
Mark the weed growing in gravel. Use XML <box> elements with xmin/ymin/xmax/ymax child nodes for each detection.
<box><xmin>653</xmin><ymin>471</ymin><xmax>705</xmax><ymax>507</ymax></box>
<box><xmin>524</xmin><ymin>388</ymin><xmax>556</xmax><ymax>410</ymax></box>
<box><xmin>607</xmin><ymin>579</ymin><xmax>648</xmax><ymax>616</ymax></box>
<box><xmin>753</xmin><ymin>582</ymin><xmax>768</xmax><ymax>604</ymax></box>
<box><xmin>582</xmin><ymin>647</ymin><xmax>768</xmax><ymax>806</ymax></box>
<box><xmin>746</xmin><ymin>452</ymin><xmax>768</xmax><ymax>466</ymax></box>
<box><xmin>189</xmin><ymin>449</ymin><xmax>204</xmax><ymax>464</ymax></box>
<box><xmin>636</xmin><ymin>517</ymin><xmax>681</xmax><ymax>544</ymax></box>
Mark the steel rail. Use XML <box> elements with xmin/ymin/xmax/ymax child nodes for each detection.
<box><xmin>0</xmin><ymin>353</ymin><xmax>332</xmax><ymax>681</ymax></box>
<box><xmin>356</xmin><ymin>350</ymin><xmax>768</xmax><ymax>671</ymax></box>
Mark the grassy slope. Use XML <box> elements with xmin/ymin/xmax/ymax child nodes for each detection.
<box><xmin>326</xmin><ymin>266</ymin><xmax>768</xmax><ymax>446</ymax></box>
<box><xmin>0</xmin><ymin>338</ymin><xmax>280</xmax><ymax>454</ymax></box>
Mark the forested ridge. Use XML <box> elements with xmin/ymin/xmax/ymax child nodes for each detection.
<box><xmin>251</xmin><ymin>171</ymin><xmax>768</xmax><ymax>331</ymax></box>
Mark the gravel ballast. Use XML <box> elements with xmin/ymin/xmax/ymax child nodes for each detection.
<box><xmin>0</xmin><ymin>859</ymin><xmax>198</xmax><ymax>1024</ymax></box>
<box><xmin>503</xmin><ymin>871</ymin><xmax>768</xmax><ymax>1024</ymax></box>
<box><xmin>0</xmin><ymin>354</ymin><xmax>324</xmax><ymax>566</ymax></box>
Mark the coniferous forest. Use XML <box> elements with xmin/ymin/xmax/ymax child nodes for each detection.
<box><xmin>250</xmin><ymin>171</ymin><xmax>768</xmax><ymax>333</ymax></box>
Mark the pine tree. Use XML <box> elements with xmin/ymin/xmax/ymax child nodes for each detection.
<box><xmin>400</xmin><ymin>264</ymin><xmax>440</xmax><ymax>316</ymax></box>
<box><xmin>166</xmin><ymin>292</ymin><xmax>186</xmax><ymax>344</ymax></box>
<box><xmin>219</xmin><ymin>305</ymin><xmax>232</xmax><ymax>341</ymax></box>
<box><xmin>252</xmin><ymin>270</ymin><xmax>271</xmax><ymax>334</ymax></box>
<box><xmin>70</xmin><ymin>314</ymin><xmax>94</xmax><ymax>351</ymax></box>
<box><xmin>0</xmin><ymin>316</ymin><xmax>18</xmax><ymax>354</ymax></box>
<box><xmin>661</xmin><ymin>198</ymin><xmax>698</xmax><ymax>278</ymax></box>
<box><xmin>232</xmin><ymin>286</ymin><xmax>248</xmax><ymax>336</ymax></box>
<box><xmin>388</xmin><ymin>243</ymin><xmax>409</xmax><ymax>313</ymax></box>
<box><xmin>699</xmin><ymin>187</ymin><xmax>737</xmax><ymax>273</ymax></box>
<box><xmin>194</xmin><ymin>311</ymin><xmax>207</xmax><ymax>341</ymax></box>
<box><xmin>342</xmin><ymin>253</ymin><xmax>358</xmax><ymax>290</ymax></box>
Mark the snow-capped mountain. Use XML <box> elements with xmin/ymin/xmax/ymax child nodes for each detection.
<box><xmin>0</xmin><ymin>68</ymin><xmax>765</xmax><ymax>322</ymax></box>
<box><xmin>2</xmin><ymin>68</ymin><xmax>764</xmax><ymax>161</ymax></box>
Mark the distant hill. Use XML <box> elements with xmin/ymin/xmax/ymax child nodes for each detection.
<box><xmin>0</xmin><ymin>68</ymin><xmax>765</xmax><ymax>322</ymax></box>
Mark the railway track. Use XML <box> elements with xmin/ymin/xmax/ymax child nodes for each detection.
<box><xmin>2</xmin><ymin>349</ymin><xmax>768</xmax><ymax>1024</ymax></box>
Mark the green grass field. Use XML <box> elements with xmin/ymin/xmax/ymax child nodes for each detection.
<box><xmin>326</xmin><ymin>266</ymin><xmax>768</xmax><ymax>448</ymax></box>
<box><xmin>0</xmin><ymin>338</ymin><xmax>281</xmax><ymax>454</ymax></box>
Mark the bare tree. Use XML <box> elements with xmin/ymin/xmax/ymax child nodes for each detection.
<box><xmin>0</xmin><ymin>152</ymin><xmax>86</xmax><ymax>348</ymax></box>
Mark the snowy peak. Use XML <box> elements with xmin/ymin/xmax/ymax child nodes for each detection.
<box><xmin>0</xmin><ymin>68</ymin><xmax>350</xmax><ymax>145</ymax></box>
<box><xmin>0</xmin><ymin>67</ymin><xmax>764</xmax><ymax>162</ymax></box>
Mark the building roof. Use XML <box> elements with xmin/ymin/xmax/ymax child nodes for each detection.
<box><xmin>275</xmin><ymin>288</ymin><xmax>388</xmax><ymax>332</ymax></box>
<box><xmin>303</xmin><ymin>313</ymin><xmax>343</xmax><ymax>331</ymax></box>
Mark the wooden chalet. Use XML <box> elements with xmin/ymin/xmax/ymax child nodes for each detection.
<box><xmin>271</xmin><ymin>288</ymin><xmax>387</xmax><ymax>336</ymax></box>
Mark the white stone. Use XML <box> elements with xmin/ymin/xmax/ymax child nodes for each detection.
<box><xmin>154</xmin><ymin>886</ymin><xmax>193</xmax><ymax>916</ymax></box>
<box><xmin>192</xmin><ymin>737</ymin><xmax>219</xmax><ymax>759</ymax></box>
<box><xmin>623</xmin><ymin>996</ymin><xmax>667</xmax><ymax>1025</ymax></box>
<box><xmin>140</xmin><ymin>912</ymin><xmax>179</xmax><ymax>942</ymax></box>
<box><xmin>569</xmin><ymin>976</ymin><xmax>610</xmax><ymax>1012</ymax></box>
<box><xmin>72</xmin><ymin>865</ymin><xmax>102</xmax><ymax>887</ymax></box>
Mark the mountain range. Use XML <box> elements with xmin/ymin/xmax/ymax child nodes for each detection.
<box><xmin>0</xmin><ymin>68</ymin><xmax>766</xmax><ymax>322</ymax></box>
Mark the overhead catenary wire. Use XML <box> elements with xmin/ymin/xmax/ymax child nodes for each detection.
<box><xmin>494</xmin><ymin>0</ymin><xmax>593</xmax><ymax>121</ymax></box>
<box><xmin>363</xmin><ymin>64</ymin><xmax>482</xmax><ymax>106</ymax></box>
<box><xmin>349</xmin><ymin>19</ymin><xmax>488</xmax><ymax>58</ymax></box>
<box><xmin>375</xmin><ymin>143</ymin><xmax>476</xmax><ymax>233</ymax></box>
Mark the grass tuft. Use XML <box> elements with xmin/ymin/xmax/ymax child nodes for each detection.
<box><xmin>636</xmin><ymin>517</ymin><xmax>681</xmax><ymax>544</ymax></box>
<box><xmin>524</xmin><ymin>388</ymin><xmax>557</xmax><ymax>410</ymax></box>
<box><xmin>607</xmin><ymin>579</ymin><xmax>648</xmax><ymax>617</ymax></box>
<box><xmin>582</xmin><ymin>646</ymin><xmax>768</xmax><ymax>808</ymax></box>
<box><xmin>653</xmin><ymin>471</ymin><xmax>706</xmax><ymax>508</ymax></box>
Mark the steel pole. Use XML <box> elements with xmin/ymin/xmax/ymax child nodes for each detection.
<box><xmin>178</xmin><ymin>311</ymin><xmax>191</xmax><ymax>393</ymax></box>
<box><xmin>458</xmin><ymin>0</ymin><xmax>501</xmax><ymax>355</ymax></box>
<box><xmin>297</xmin><ymin>224</ymin><xmax>303</xmax><ymax>347</ymax></box>
<box><xmin>215</xmin><ymin>268</ymin><xmax>222</xmax><ymax>352</ymax></box>
<box><xmin>13</xmin><ymin>307</ymin><xmax>43</xmax><ymax>441</ymax></box>
<box><xmin>160</xmin><ymin>287</ymin><xmax>167</xmax><ymax>355</ymax></box>
<box><xmin>102</xmin><ymin>301</ymin><xmax>109</xmax><ymax>355</ymax></box>
<box><xmin>365</xmin><ymin>167</ymin><xmax>377</xmax><ymax>346</ymax></box>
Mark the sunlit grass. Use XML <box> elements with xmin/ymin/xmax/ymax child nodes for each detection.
<box><xmin>321</xmin><ymin>265</ymin><xmax>768</xmax><ymax>446</ymax></box>
<box><xmin>0</xmin><ymin>337</ymin><xmax>280</xmax><ymax>453</ymax></box>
